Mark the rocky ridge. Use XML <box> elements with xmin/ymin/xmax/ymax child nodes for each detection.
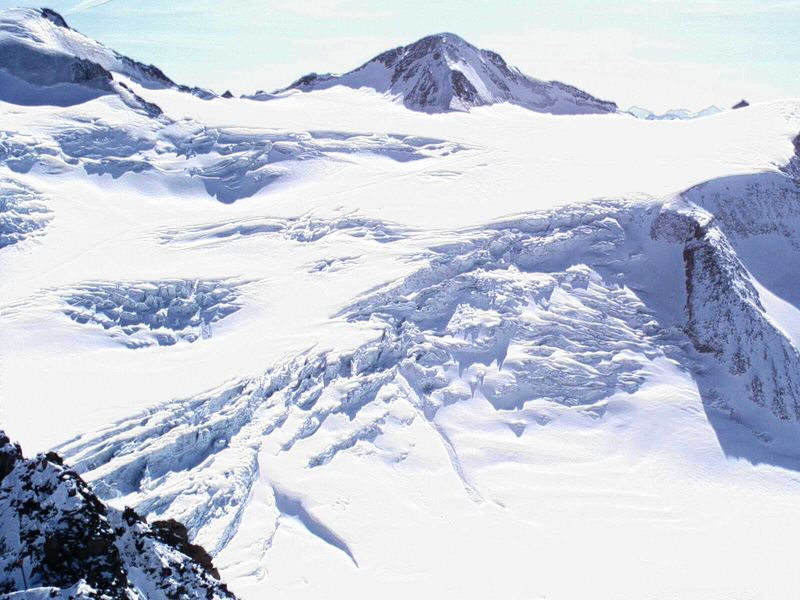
<box><xmin>0</xmin><ymin>431</ymin><xmax>236</xmax><ymax>599</ymax></box>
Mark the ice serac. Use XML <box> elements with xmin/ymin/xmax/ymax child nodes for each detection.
<box><xmin>271</xmin><ymin>32</ymin><xmax>617</xmax><ymax>114</ymax></box>
<box><xmin>0</xmin><ymin>7</ymin><xmax>212</xmax><ymax>108</ymax></box>
<box><xmin>0</xmin><ymin>430</ymin><xmax>236</xmax><ymax>599</ymax></box>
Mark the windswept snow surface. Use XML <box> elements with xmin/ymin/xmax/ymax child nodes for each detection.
<box><xmin>3</xmin><ymin>9</ymin><xmax>800</xmax><ymax>600</ymax></box>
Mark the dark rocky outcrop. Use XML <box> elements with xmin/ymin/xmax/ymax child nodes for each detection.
<box><xmin>0</xmin><ymin>431</ymin><xmax>236</xmax><ymax>598</ymax></box>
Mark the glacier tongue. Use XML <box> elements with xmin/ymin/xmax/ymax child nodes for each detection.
<box><xmin>3</xmin><ymin>12</ymin><xmax>800</xmax><ymax>597</ymax></box>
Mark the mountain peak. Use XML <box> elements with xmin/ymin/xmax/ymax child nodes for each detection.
<box><xmin>415</xmin><ymin>31</ymin><xmax>468</xmax><ymax>44</ymax></box>
<box><xmin>0</xmin><ymin>7</ymin><xmax>214</xmax><ymax>108</ymax></box>
<box><xmin>271</xmin><ymin>32</ymin><xmax>616</xmax><ymax>114</ymax></box>
<box><xmin>39</xmin><ymin>7</ymin><xmax>70</xmax><ymax>28</ymax></box>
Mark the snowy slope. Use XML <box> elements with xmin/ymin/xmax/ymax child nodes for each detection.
<box><xmin>257</xmin><ymin>32</ymin><xmax>616</xmax><ymax>114</ymax></box>
<box><xmin>2</xmin><ymin>12</ymin><xmax>800</xmax><ymax>600</ymax></box>
<box><xmin>0</xmin><ymin>431</ymin><xmax>235</xmax><ymax>598</ymax></box>
<box><xmin>0</xmin><ymin>8</ymin><xmax>212</xmax><ymax>108</ymax></box>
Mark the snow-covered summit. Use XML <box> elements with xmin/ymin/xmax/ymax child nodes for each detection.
<box><xmin>267</xmin><ymin>32</ymin><xmax>617</xmax><ymax>114</ymax></box>
<box><xmin>0</xmin><ymin>7</ymin><xmax>212</xmax><ymax>106</ymax></box>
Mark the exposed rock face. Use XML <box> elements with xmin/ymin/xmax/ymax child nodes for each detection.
<box><xmin>149</xmin><ymin>519</ymin><xmax>221</xmax><ymax>580</ymax></box>
<box><xmin>0</xmin><ymin>8</ymin><xmax>214</xmax><ymax>107</ymax></box>
<box><xmin>627</xmin><ymin>105</ymin><xmax>723</xmax><ymax>120</ymax></box>
<box><xmin>39</xmin><ymin>7</ymin><xmax>69</xmax><ymax>28</ymax></box>
<box><xmin>652</xmin><ymin>202</ymin><xmax>800</xmax><ymax>424</ymax></box>
<box><xmin>62</xmin><ymin>279</ymin><xmax>243</xmax><ymax>348</ymax></box>
<box><xmin>732</xmin><ymin>99</ymin><xmax>750</xmax><ymax>109</ymax></box>
<box><xmin>0</xmin><ymin>431</ymin><xmax>236</xmax><ymax>599</ymax></box>
<box><xmin>271</xmin><ymin>32</ymin><xmax>617</xmax><ymax>114</ymax></box>
<box><xmin>0</xmin><ymin>432</ymin><xmax>22</xmax><ymax>483</ymax></box>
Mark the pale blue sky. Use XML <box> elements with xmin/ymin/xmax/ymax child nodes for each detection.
<box><xmin>3</xmin><ymin>0</ymin><xmax>798</xmax><ymax>111</ymax></box>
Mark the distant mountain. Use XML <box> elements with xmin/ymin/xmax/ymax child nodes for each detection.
<box><xmin>0</xmin><ymin>8</ymin><xmax>213</xmax><ymax>108</ymax></box>
<box><xmin>258</xmin><ymin>32</ymin><xmax>617</xmax><ymax>114</ymax></box>
<box><xmin>0</xmin><ymin>431</ymin><xmax>236</xmax><ymax>598</ymax></box>
<box><xmin>627</xmin><ymin>105</ymin><xmax>724</xmax><ymax>120</ymax></box>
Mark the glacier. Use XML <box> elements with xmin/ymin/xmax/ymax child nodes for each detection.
<box><xmin>0</xmin><ymin>431</ymin><xmax>235</xmax><ymax>598</ymax></box>
<box><xmin>2</xmin><ymin>7</ymin><xmax>800</xmax><ymax>600</ymax></box>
